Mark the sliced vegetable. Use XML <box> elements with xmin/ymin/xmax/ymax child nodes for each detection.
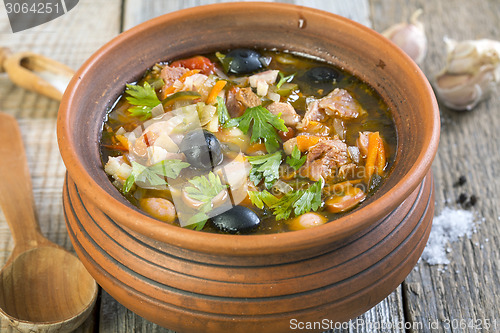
<box><xmin>376</xmin><ymin>137</ymin><xmax>387</xmax><ymax>174</ymax></box>
<box><xmin>225</xmin><ymin>105</ymin><xmax>288</xmax><ymax>153</ymax></box>
<box><xmin>296</xmin><ymin>135</ymin><xmax>321</xmax><ymax>152</ymax></box>
<box><xmin>206</xmin><ymin>80</ymin><xmax>227</xmax><ymax>105</ymax></box>
<box><xmin>163</xmin><ymin>69</ymin><xmax>201</xmax><ymax>95</ymax></box>
<box><xmin>276</xmin><ymin>82</ymin><xmax>298</xmax><ymax>96</ymax></box>
<box><xmin>162</xmin><ymin>91</ymin><xmax>201</xmax><ymax>107</ymax></box>
<box><xmin>216</xmin><ymin>96</ymin><xmax>231</xmax><ymax>125</ymax></box>
<box><xmin>364</xmin><ymin>132</ymin><xmax>386</xmax><ymax>181</ymax></box>
<box><xmin>170</xmin><ymin>56</ymin><xmax>215</xmax><ymax>75</ymax></box>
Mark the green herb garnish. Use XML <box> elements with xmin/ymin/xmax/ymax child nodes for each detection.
<box><xmin>215</xmin><ymin>52</ymin><xmax>231</xmax><ymax>73</ymax></box>
<box><xmin>248</xmin><ymin>180</ymin><xmax>323</xmax><ymax>220</ymax></box>
<box><xmin>286</xmin><ymin>145</ymin><xmax>306</xmax><ymax>171</ymax></box>
<box><xmin>225</xmin><ymin>105</ymin><xmax>288</xmax><ymax>153</ymax></box>
<box><xmin>246</xmin><ymin>151</ymin><xmax>282</xmax><ymax>188</ymax></box>
<box><xmin>216</xmin><ymin>96</ymin><xmax>231</xmax><ymax>125</ymax></box>
<box><xmin>247</xmin><ymin>190</ymin><xmax>279</xmax><ymax>209</ymax></box>
<box><xmin>123</xmin><ymin>159</ymin><xmax>190</xmax><ymax>193</ymax></box>
<box><xmin>125</xmin><ymin>81</ymin><xmax>162</xmax><ymax>120</ymax></box>
<box><xmin>183</xmin><ymin>172</ymin><xmax>228</xmax><ymax>230</ymax></box>
<box><xmin>276</xmin><ymin>72</ymin><xmax>295</xmax><ymax>89</ymax></box>
<box><xmin>271</xmin><ymin>180</ymin><xmax>323</xmax><ymax>220</ymax></box>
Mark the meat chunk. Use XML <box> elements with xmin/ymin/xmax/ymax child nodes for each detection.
<box><xmin>338</xmin><ymin>163</ymin><xmax>357</xmax><ymax>179</ymax></box>
<box><xmin>266</xmin><ymin>102</ymin><xmax>300</xmax><ymax>126</ymax></box>
<box><xmin>318</xmin><ymin>88</ymin><xmax>363</xmax><ymax>119</ymax></box>
<box><xmin>356</xmin><ymin>131</ymin><xmax>371</xmax><ymax>157</ymax></box>
<box><xmin>298</xmin><ymin>88</ymin><xmax>364</xmax><ymax>129</ymax></box>
<box><xmin>160</xmin><ymin>66</ymin><xmax>189</xmax><ymax>92</ymax></box>
<box><xmin>236</xmin><ymin>87</ymin><xmax>261</xmax><ymax>108</ymax></box>
<box><xmin>226</xmin><ymin>87</ymin><xmax>245</xmax><ymax>117</ymax></box>
<box><xmin>302</xmin><ymin>137</ymin><xmax>349</xmax><ymax>181</ymax></box>
<box><xmin>249</xmin><ymin>70</ymin><xmax>280</xmax><ymax>86</ymax></box>
<box><xmin>298</xmin><ymin>100</ymin><xmax>323</xmax><ymax>129</ymax></box>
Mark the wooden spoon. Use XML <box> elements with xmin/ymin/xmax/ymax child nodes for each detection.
<box><xmin>0</xmin><ymin>47</ymin><xmax>74</xmax><ymax>101</ymax></box>
<box><xmin>0</xmin><ymin>113</ymin><xmax>98</xmax><ymax>332</ymax></box>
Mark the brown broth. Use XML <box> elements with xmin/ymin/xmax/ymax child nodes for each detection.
<box><xmin>100</xmin><ymin>50</ymin><xmax>397</xmax><ymax>234</ymax></box>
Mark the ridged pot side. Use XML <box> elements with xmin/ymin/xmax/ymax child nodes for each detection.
<box><xmin>57</xmin><ymin>3</ymin><xmax>439</xmax><ymax>257</ymax></box>
<box><xmin>63</xmin><ymin>172</ymin><xmax>434</xmax><ymax>333</ymax></box>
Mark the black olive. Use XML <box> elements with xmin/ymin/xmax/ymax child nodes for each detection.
<box><xmin>296</xmin><ymin>66</ymin><xmax>343</xmax><ymax>96</ymax></box>
<box><xmin>179</xmin><ymin>130</ymin><xmax>223</xmax><ymax>170</ymax></box>
<box><xmin>306</xmin><ymin>66</ymin><xmax>342</xmax><ymax>83</ymax></box>
<box><xmin>210</xmin><ymin>205</ymin><xmax>260</xmax><ymax>234</ymax></box>
<box><xmin>226</xmin><ymin>48</ymin><xmax>263</xmax><ymax>74</ymax></box>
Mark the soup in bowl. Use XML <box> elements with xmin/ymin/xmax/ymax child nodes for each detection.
<box><xmin>57</xmin><ymin>3</ymin><xmax>439</xmax><ymax>332</ymax></box>
<box><xmin>100</xmin><ymin>49</ymin><xmax>397</xmax><ymax>234</ymax></box>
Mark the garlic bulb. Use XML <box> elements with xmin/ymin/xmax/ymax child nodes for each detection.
<box><xmin>435</xmin><ymin>38</ymin><xmax>500</xmax><ymax>111</ymax></box>
<box><xmin>382</xmin><ymin>9</ymin><xmax>427</xmax><ymax>64</ymax></box>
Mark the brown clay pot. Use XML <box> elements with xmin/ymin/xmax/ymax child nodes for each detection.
<box><xmin>57</xmin><ymin>3</ymin><xmax>440</xmax><ymax>333</ymax></box>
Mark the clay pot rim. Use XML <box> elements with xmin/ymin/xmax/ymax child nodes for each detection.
<box><xmin>57</xmin><ymin>2</ymin><xmax>440</xmax><ymax>256</ymax></box>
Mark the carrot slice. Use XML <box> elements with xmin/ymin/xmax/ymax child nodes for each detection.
<box><xmin>206</xmin><ymin>80</ymin><xmax>227</xmax><ymax>105</ymax></box>
<box><xmin>162</xmin><ymin>69</ymin><xmax>201</xmax><ymax>96</ymax></box>
<box><xmin>364</xmin><ymin>132</ymin><xmax>380</xmax><ymax>181</ymax></box>
<box><xmin>115</xmin><ymin>134</ymin><xmax>130</xmax><ymax>150</ymax></box>
<box><xmin>376</xmin><ymin>137</ymin><xmax>386</xmax><ymax>175</ymax></box>
<box><xmin>296</xmin><ymin>135</ymin><xmax>321</xmax><ymax>152</ymax></box>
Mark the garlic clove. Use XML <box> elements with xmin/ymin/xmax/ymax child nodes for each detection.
<box><xmin>435</xmin><ymin>38</ymin><xmax>500</xmax><ymax>111</ymax></box>
<box><xmin>382</xmin><ymin>9</ymin><xmax>427</xmax><ymax>64</ymax></box>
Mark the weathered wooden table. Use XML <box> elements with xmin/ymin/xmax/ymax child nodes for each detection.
<box><xmin>1</xmin><ymin>1</ymin><xmax>498</xmax><ymax>332</ymax></box>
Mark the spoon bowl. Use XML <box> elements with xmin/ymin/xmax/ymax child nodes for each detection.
<box><xmin>0</xmin><ymin>47</ymin><xmax>74</xmax><ymax>101</ymax></box>
<box><xmin>0</xmin><ymin>113</ymin><xmax>97</xmax><ymax>332</ymax></box>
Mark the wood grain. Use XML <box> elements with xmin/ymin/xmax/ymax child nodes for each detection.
<box><xmin>370</xmin><ymin>0</ymin><xmax>500</xmax><ymax>331</ymax></box>
<box><xmin>0</xmin><ymin>0</ymin><xmax>498</xmax><ymax>332</ymax></box>
<box><xmin>0</xmin><ymin>0</ymin><xmax>122</xmax><ymax>332</ymax></box>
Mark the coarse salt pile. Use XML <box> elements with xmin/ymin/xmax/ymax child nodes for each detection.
<box><xmin>421</xmin><ymin>207</ymin><xmax>475</xmax><ymax>265</ymax></box>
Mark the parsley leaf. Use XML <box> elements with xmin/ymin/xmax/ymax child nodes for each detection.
<box><xmin>125</xmin><ymin>81</ymin><xmax>162</xmax><ymax>120</ymax></box>
<box><xmin>123</xmin><ymin>159</ymin><xmax>189</xmax><ymax>193</ymax></box>
<box><xmin>216</xmin><ymin>96</ymin><xmax>231</xmax><ymax>125</ymax></box>
<box><xmin>183</xmin><ymin>172</ymin><xmax>228</xmax><ymax>229</ymax></box>
<box><xmin>149</xmin><ymin>159</ymin><xmax>191</xmax><ymax>179</ymax></box>
<box><xmin>286</xmin><ymin>145</ymin><xmax>306</xmax><ymax>171</ymax></box>
<box><xmin>269</xmin><ymin>180</ymin><xmax>324</xmax><ymax>220</ymax></box>
<box><xmin>183</xmin><ymin>212</ymin><xmax>210</xmax><ymax>231</ymax></box>
<box><xmin>292</xmin><ymin>180</ymin><xmax>323</xmax><ymax>216</ymax></box>
<box><xmin>247</xmin><ymin>190</ymin><xmax>279</xmax><ymax>209</ymax></box>
<box><xmin>225</xmin><ymin>105</ymin><xmax>288</xmax><ymax>153</ymax></box>
<box><xmin>247</xmin><ymin>151</ymin><xmax>282</xmax><ymax>188</ymax></box>
<box><xmin>276</xmin><ymin>72</ymin><xmax>295</xmax><ymax>89</ymax></box>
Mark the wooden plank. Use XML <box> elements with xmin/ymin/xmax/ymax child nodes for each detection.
<box><xmin>370</xmin><ymin>0</ymin><xmax>500</xmax><ymax>331</ymax></box>
<box><xmin>0</xmin><ymin>0</ymin><xmax>122</xmax><ymax>332</ymax></box>
<box><xmin>112</xmin><ymin>1</ymin><xmax>406</xmax><ymax>333</ymax></box>
<box><xmin>123</xmin><ymin>0</ymin><xmax>372</xmax><ymax>31</ymax></box>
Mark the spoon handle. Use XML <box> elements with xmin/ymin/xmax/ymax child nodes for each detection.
<box><xmin>0</xmin><ymin>47</ymin><xmax>74</xmax><ymax>101</ymax></box>
<box><xmin>0</xmin><ymin>113</ymin><xmax>49</xmax><ymax>255</ymax></box>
